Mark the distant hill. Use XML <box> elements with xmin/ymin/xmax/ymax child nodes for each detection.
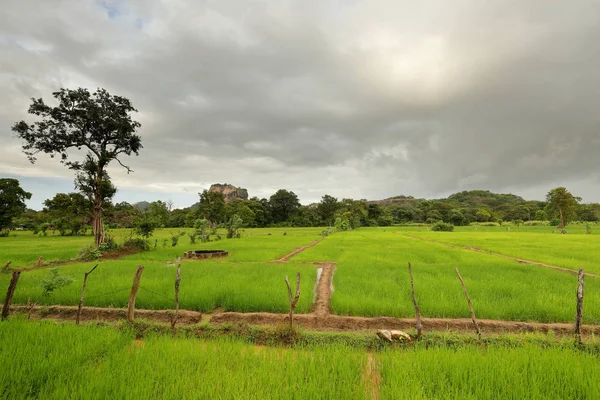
<box><xmin>132</xmin><ymin>201</ymin><xmax>150</xmax><ymax>212</ymax></box>
<box><xmin>209</xmin><ymin>183</ymin><xmax>249</xmax><ymax>203</ymax></box>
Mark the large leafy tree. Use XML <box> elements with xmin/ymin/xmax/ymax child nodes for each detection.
<box><xmin>317</xmin><ymin>195</ymin><xmax>339</xmax><ymax>226</ymax></box>
<box><xmin>43</xmin><ymin>192</ymin><xmax>91</xmax><ymax>235</ymax></box>
<box><xmin>269</xmin><ymin>189</ymin><xmax>300</xmax><ymax>224</ymax></box>
<box><xmin>545</xmin><ymin>187</ymin><xmax>581</xmax><ymax>228</ymax></box>
<box><xmin>0</xmin><ymin>178</ymin><xmax>32</xmax><ymax>231</ymax></box>
<box><xmin>146</xmin><ymin>200</ymin><xmax>170</xmax><ymax>228</ymax></box>
<box><xmin>12</xmin><ymin>88</ymin><xmax>142</xmax><ymax>246</ymax></box>
<box><xmin>196</xmin><ymin>190</ymin><xmax>226</xmax><ymax>224</ymax></box>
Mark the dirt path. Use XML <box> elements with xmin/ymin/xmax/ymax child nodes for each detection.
<box><xmin>9</xmin><ymin>305</ymin><xmax>202</xmax><ymax>325</ymax></box>
<box><xmin>273</xmin><ymin>237</ymin><xmax>324</xmax><ymax>262</ymax></box>
<box><xmin>363</xmin><ymin>353</ymin><xmax>381</xmax><ymax>400</ymax></box>
<box><xmin>209</xmin><ymin>312</ymin><xmax>600</xmax><ymax>335</ymax></box>
<box><xmin>312</xmin><ymin>262</ymin><xmax>335</xmax><ymax>316</ymax></box>
<box><xmin>10</xmin><ymin>248</ymin><xmax>144</xmax><ymax>273</ymax></box>
<box><xmin>8</xmin><ymin>304</ymin><xmax>600</xmax><ymax>336</ymax></box>
<box><xmin>400</xmin><ymin>234</ymin><xmax>600</xmax><ymax>278</ymax></box>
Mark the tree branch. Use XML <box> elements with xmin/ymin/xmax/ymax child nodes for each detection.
<box><xmin>115</xmin><ymin>157</ymin><xmax>133</xmax><ymax>173</ymax></box>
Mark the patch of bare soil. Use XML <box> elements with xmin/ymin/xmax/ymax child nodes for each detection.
<box><xmin>312</xmin><ymin>262</ymin><xmax>335</xmax><ymax>316</ymax></box>
<box><xmin>273</xmin><ymin>237</ymin><xmax>324</xmax><ymax>262</ymax></box>
<box><xmin>9</xmin><ymin>305</ymin><xmax>202</xmax><ymax>325</ymax></box>
<box><xmin>401</xmin><ymin>234</ymin><xmax>600</xmax><ymax>279</ymax></box>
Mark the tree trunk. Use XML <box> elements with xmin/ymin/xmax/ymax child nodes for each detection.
<box><xmin>92</xmin><ymin>203</ymin><xmax>105</xmax><ymax>247</ymax></box>
<box><xmin>558</xmin><ymin>207</ymin><xmax>565</xmax><ymax>229</ymax></box>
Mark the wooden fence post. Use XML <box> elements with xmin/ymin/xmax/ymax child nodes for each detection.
<box><xmin>2</xmin><ymin>271</ymin><xmax>21</xmax><ymax>320</ymax></box>
<box><xmin>76</xmin><ymin>264</ymin><xmax>99</xmax><ymax>325</ymax></box>
<box><xmin>455</xmin><ymin>267</ymin><xmax>481</xmax><ymax>338</ymax></box>
<box><xmin>408</xmin><ymin>262</ymin><xmax>423</xmax><ymax>339</ymax></box>
<box><xmin>285</xmin><ymin>272</ymin><xmax>301</xmax><ymax>329</ymax></box>
<box><xmin>575</xmin><ymin>268</ymin><xmax>584</xmax><ymax>344</ymax></box>
<box><xmin>171</xmin><ymin>264</ymin><xmax>181</xmax><ymax>328</ymax></box>
<box><xmin>127</xmin><ymin>266</ymin><xmax>145</xmax><ymax>323</ymax></box>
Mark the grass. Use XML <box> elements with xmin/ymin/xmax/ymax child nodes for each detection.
<box><xmin>0</xmin><ymin>227</ymin><xmax>323</xmax><ymax>268</ymax></box>
<box><xmin>4</xmin><ymin>226</ymin><xmax>600</xmax><ymax>323</ymax></box>
<box><xmin>0</xmin><ymin>259</ymin><xmax>318</xmax><ymax>313</ymax></box>
<box><xmin>0</xmin><ymin>319</ymin><xmax>366</xmax><ymax>400</ymax></box>
<box><xmin>1</xmin><ymin>319</ymin><xmax>599</xmax><ymax>399</ymax></box>
<box><xmin>293</xmin><ymin>229</ymin><xmax>600</xmax><ymax>323</ymax></box>
<box><xmin>380</xmin><ymin>343</ymin><xmax>600</xmax><ymax>399</ymax></box>
<box><xmin>403</xmin><ymin>230</ymin><xmax>600</xmax><ymax>275</ymax></box>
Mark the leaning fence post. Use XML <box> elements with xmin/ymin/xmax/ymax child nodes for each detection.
<box><xmin>408</xmin><ymin>262</ymin><xmax>422</xmax><ymax>339</ymax></box>
<box><xmin>575</xmin><ymin>268</ymin><xmax>584</xmax><ymax>344</ymax></box>
<box><xmin>285</xmin><ymin>272</ymin><xmax>301</xmax><ymax>329</ymax></box>
<box><xmin>76</xmin><ymin>264</ymin><xmax>99</xmax><ymax>325</ymax></box>
<box><xmin>171</xmin><ymin>263</ymin><xmax>181</xmax><ymax>328</ymax></box>
<box><xmin>127</xmin><ymin>266</ymin><xmax>145</xmax><ymax>323</ymax></box>
<box><xmin>455</xmin><ymin>267</ymin><xmax>481</xmax><ymax>338</ymax></box>
<box><xmin>2</xmin><ymin>271</ymin><xmax>21</xmax><ymax>320</ymax></box>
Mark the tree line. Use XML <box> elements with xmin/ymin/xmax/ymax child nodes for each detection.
<box><xmin>2</xmin><ymin>180</ymin><xmax>597</xmax><ymax>236</ymax></box>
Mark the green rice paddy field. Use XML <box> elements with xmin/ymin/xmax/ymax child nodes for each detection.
<box><xmin>1</xmin><ymin>226</ymin><xmax>600</xmax><ymax>322</ymax></box>
<box><xmin>2</xmin><ymin>227</ymin><xmax>600</xmax><ymax>398</ymax></box>
<box><xmin>1</xmin><ymin>319</ymin><xmax>598</xmax><ymax>400</ymax></box>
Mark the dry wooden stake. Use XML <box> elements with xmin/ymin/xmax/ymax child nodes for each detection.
<box><xmin>575</xmin><ymin>267</ymin><xmax>584</xmax><ymax>344</ymax></box>
<box><xmin>26</xmin><ymin>297</ymin><xmax>36</xmax><ymax>319</ymax></box>
<box><xmin>1</xmin><ymin>271</ymin><xmax>21</xmax><ymax>320</ymax></box>
<box><xmin>1</xmin><ymin>261</ymin><xmax>11</xmax><ymax>273</ymax></box>
<box><xmin>408</xmin><ymin>262</ymin><xmax>423</xmax><ymax>339</ymax></box>
<box><xmin>455</xmin><ymin>267</ymin><xmax>481</xmax><ymax>338</ymax></box>
<box><xmin>127</xmin><ymin>265</ymin><xmax>145</xmax><ymax>323</ymax></box>
<box><xmin>76</xmin><ymin>264</ymin><xmax>99</xmax><ymax>325</ymax></box>
<box><xmin>171</xmin><ymin>263</ymin><xmax>181</xmax><ymax>328</ymax></box>
<box><xmin>285</xmin><ymin>272</ymin><xmax>301</xmax><ymax>329</ymax></box>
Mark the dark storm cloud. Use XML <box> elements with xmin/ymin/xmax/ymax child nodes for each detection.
<box><xmin>1</xmin><ymin>0</ymin><xmax>599</xmax><ymax>205</ymax></box>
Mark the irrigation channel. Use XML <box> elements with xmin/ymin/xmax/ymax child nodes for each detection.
<box><xmin>4</xmin><ymin>239</ymin><xmax>600</xmax><ymax>336</ymax></box>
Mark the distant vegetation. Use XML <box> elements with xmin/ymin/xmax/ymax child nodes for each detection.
<box><xmin>3</xmin><ymin>185</ymin><xmax>598</xmax><ymax>236</ymax></box>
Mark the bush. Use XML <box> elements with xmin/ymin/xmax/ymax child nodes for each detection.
<box><xmin>134</xmin><ymin>219</ymin><xmax>156</xmax><ymax>239</ymax></box>
<box><xmin>169</xmin><ymin>231</ymin><xmax>186</xmax><ymax>247</ymax></box>
<box><xmin>123</xmin><ymin>238</ymin><xmax>150</xmax><ymax>251</ymax></box>
<box><xmin>0</xmin><ymin>230</ymin><xmax>9</xmax><ymax>237</ymax></box>
<box><xmin>98</xmin><ymin>236</ymin><xmax>118</xmax><ymax>252</ymax></box>
<box><xmin>549</xmin><ymin>218</ymin><xmax>561</xmax><ymax>227</ymax></box>
<box><xmin>524</xmin><ymin>221</ymin><xmax>549</xmax><ymax>226</ymax></box>
<box><xmin>431</xmin><ymin>222</ymin><xmax>454</xmax><ymax>232</ymax></box>
<box><xmin>77</xmin><ymin>246</ymin><xmax>103</xmax><ymax>261</ymax></box>
<box><xmin>40</xmin><ymin>268</ymin><xmax>74</xmax><ymax>297</ymax></box>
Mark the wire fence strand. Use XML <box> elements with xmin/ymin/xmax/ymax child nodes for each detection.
<box><xmin>85</xmin><ymin>287</ymin><xmax>131</xmax><ymax>301</ymax></box>
<box><xmin>139</xmin><ymin>286</ymin><xmax>173</xmax><ymax>301</ymax></box>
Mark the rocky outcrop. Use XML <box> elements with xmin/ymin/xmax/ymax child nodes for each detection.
<box><xmin>209</xmin><ymin>183</ymin><xmax>249</xmax><ymax>203</ymax></box>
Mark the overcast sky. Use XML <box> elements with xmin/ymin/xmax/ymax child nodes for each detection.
<box><xmin>1</xmin><ymin>0</ymin><xmax>599</xmax><ymax>210</ymax></box>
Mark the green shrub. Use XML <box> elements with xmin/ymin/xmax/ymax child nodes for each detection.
<box><xmin>134</xmin><ymin>219</ymin><xmax>156</xmax><ymax>239</ymax></box>
<box><xmin>98</xmin><ymin>236</ymin><xmax>118</xmax><ymax>252</ymax></box>
<box><xmin>123</xmin><ymin>238</ymin><xmax>150</xmax><ymax>251</ymax></box>
<box><xmin>549</xmin><ymin>217</ymin><xmax>561</xmax><ymax>226</ymax></box>
<box><xmin>431</xmin><ymin>222</ymin><xmax>454</xmax><ymax>232</ymax></box>
<box><xmin>0</xmin><ymin>230</ymin><xmax>9</xmax><ymax>237</ymax></box>
<box><xmin>77</xmin><ymin>246</ymin><xmax>103</xmax><ymax>261</ymax></box>
<box><xmin>40</xmin><ymin>268</ymin><xmax>74</xmax><ymax>297</ymax></box>
<box><xmin>524</xmin><ymin>221</ymin><xmax>549</xmax><ymax>226</ymax></box>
